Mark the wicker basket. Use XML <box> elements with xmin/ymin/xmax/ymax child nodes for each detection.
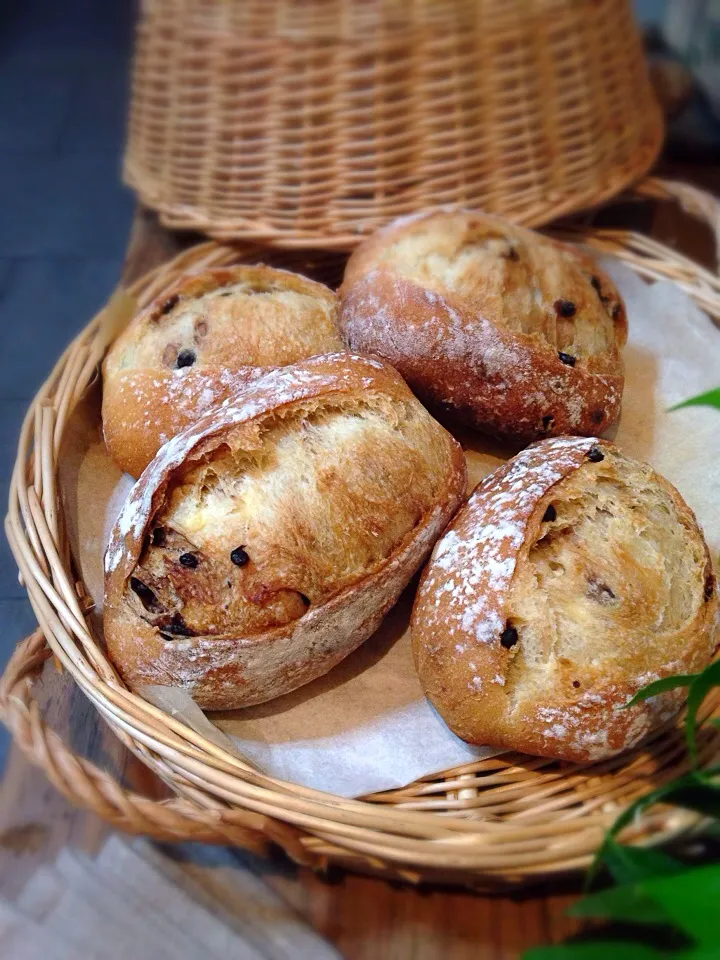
<box><xmin>123</xmin><ymin>0</ymin><xmax>663</xmax><ymax>247</ymax></box>
<box><xmin>3</xmin><ymin>178</ymin><xmax>720</xmax><ymax>889</ymax></box>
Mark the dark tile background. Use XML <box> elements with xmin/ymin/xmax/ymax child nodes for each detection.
<box><xmin>0</xmin><ymin>0</ymin><xmax>135</xmax><ymax>769</ymax></box>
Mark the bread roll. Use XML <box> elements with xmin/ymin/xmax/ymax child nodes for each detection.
<box><xmin>104</xmin><ymin>353</ymin><xmax>466</xmax><ymax>710</ymax></box>
<box><xmin>339</xmin><ymin>209</ymin><xmax>627</xmax><ymax>443</ymax></box>
<box><xmin>412</xmin><ymin>437</ymin><xmax>718</xmax><ymax>762</ymax></box>
<box><xmin>102</xmin><ymin>265</ymin><xmax>344</xmax><ymax>477</ymax></box>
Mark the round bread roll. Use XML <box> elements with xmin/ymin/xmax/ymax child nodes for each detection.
<box><xmin>104</xmin><ymin>353</ymin><xmax>466</xmax><ymax>710</ymax></box>
<box><xmin>102</xmin><ymin>265</ymin><xmax>344</xmax><ymax>477</ymax></box>
<box><xmin>412</xmin><ymin>437</ymin><xmax>718</xmax><ymax>762</ymax></box>
<box><xmin>339</xmin><ymin>209</ymin><xmax>627</xmax><ymax>443</ymax></box>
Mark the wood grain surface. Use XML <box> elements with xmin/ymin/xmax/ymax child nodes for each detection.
<box><xmin>1</xmin><ymin>183</ymin><xmax>715</xmax><ymax>958</ymax></box>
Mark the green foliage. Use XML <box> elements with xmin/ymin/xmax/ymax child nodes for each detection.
<box><xmin>623</xmin><ymin>676</ymin><xmax>695</xmax><ymax>708</ymax></box>
<box><xmin>622</xmin><ymin>661</ymin><xmax>720</xmax><ymax>765</ymax></box>
<box><xmin>684</xmin><ymin>661</ymin><xmax>720</xmax><ymax>764</ymax></box>
<box><xmin>595</xmin><ymin>840</ymin><xmax>684</xmax><ymax>886</ymax></box>
<box><xmin>668</xmin><ymin>387</ymin><xmax>720</xmax><ymax>412</ymax></box>
<box><xmin>523</xmin><ymin>658</ymin><xmax>720</xmax><ymax>959</ymax></box>
<box><xmin>587</xmin><ymin>769</ymin><xmax>720</xmax><ymax>888</ymax></box>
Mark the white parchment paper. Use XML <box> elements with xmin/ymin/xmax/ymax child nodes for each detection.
<box><xmin>62</xmin><ymin>258</ymin><xmax>720</xmax><ymax>798</ymax></box>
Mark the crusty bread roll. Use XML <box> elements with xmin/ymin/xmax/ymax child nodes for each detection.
<box><xmin>339</xmin><ymin>209</ymin><xmax>627</xmax><ymax>443</ymax></box>
<box><xmin>412</xmin><ymin>437</ymin><xmax>718</xmax><ymax>762</ymax></box>
<box><xmin>102</xmin><ymin>265</ymin><xmax>344</xmax><ymax>477</ymax></box>
<box><xmin>104</xmin><ymin>353</ymin><xmax>466</xmax><ymax>710</ymax></box>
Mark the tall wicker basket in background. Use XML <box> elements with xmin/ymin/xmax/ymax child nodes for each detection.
<box><xmin>124</xmin><ymin>0</ymin><xmax>664</xmax><ymax>247</ymax></box>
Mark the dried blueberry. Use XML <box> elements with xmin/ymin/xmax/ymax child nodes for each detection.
<box><xmin>500</xmin><ymin>625</ymin><xmax>518</xmax><ymax>649</ymax></box>
<box><xmin>543</xmin><ymin>504</ymin><xmax>556</xmax><ymax>523</ymax></box>
<box><xmin>558</xmin><ymin>352</ymin><xmax>576</xmax><ymax>367</ymax></box>
<box><xmin>705</xmin><ymin>575</ymin><xmax>716</xmax><ymax>602</ymax></box>
<box><xmin>230</xmin><ymin>546</ymin><xmax>250</xmax><ymax>567</ymax></box>
<box><xmin>541</xmin><ymin>414</ymin><xmax>555</xmax><ymax>432</ymax></box>
<box><xmin>591</xmin><ymin>409</ymin><xmax>605</xmax><ymax>424</ymax></box>
<box><xmin>554</xmin><ymin>299</ymin><xmax>576</xmax><ymax>318</ymax></box>
<box><xmin>160</xmin><ymin>294</ymin><xmax>180</xmax><ymax>315</ymax></box>
<box><xmin>587</xmin><ymin>446</ymin><xmax>604</xmax><ymax>462</ymax></box>
<box><xmin>150</xmin><ymin>527</ymin><xmax>166</xmax><ymax>547</ymax></box>
<box><xmin>572</xmin><ymin>680</ymin><xmax>581</xmax><ymax>689</ymax></box>
<box><xmin>179</xmin><ymin>552</ymin><xmax>198</xmax><ymax>568</ymax></box>
<box><xmin>176</xmin><ymin>349</ymin><xmax>196</xmax><ymax>369</ymax></box>
<box><xmin>129</xmin><ymin>576</ymin><xmax>161</xmax><ymax>613</ymax></box>
<box><xmin>162</xmin><ymin>613</ymin><xmax>194</xmax><ymax>637</ymax></box>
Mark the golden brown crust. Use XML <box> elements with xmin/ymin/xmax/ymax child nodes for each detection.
<box><xmin>102</xmin><ymin>265</ymin><xmax>344</xmax><ymax>477</ymax></box>
<box><xmin>339</xmin><ymin>209</ymin><xmax>627</xmax><ymax>443</ymax></box>
<box><xmin>104</xmin><ymin>353</ymin><xmax>467</xmax><ymax>710</ymax></box>
<box><xmin>411</xmin><ymin>437</ymin><xmax>718</xmax><ymax>762</ymax></box>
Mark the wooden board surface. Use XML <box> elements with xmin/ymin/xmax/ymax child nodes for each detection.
<box><xmin>1</xmin><ymin>181</ymin><xmax>716</xmax><ymax>958</ymax></box>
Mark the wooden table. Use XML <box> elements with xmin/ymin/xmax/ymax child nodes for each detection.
<box><xmin>1</xmin><ymin>174</ymin><xmax>717</xmax><ymax>958</ymax></box>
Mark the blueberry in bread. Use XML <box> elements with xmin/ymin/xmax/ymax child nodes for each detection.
<box><xmin>339</xmin><ymin>209</ymin><xmax>627</xmax><ymax>443</ymax></box>
<box><xmin>412</xmin><ymin>437</ymin><xmax>718</xmax><ymax>762</ymax></box>
<box><xmin>102</xmin><ymin>265</ymin><xmax>344</xmax><ymax>477</ymax></box>
<box><xmin>104</xmin><ymin>353</ymin><xmax>467</xmax><ymax>710</ymax></box>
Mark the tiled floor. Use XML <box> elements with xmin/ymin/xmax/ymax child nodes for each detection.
<box><xmin>0</xmin><ymin>1</ymin><xmax>134</xmax><ymax>768</ymax></box>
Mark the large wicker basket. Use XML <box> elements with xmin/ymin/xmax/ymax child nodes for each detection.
<box><xmin>124</xmin><ymin>0</ymin><xmax>663</xmax><ymax>247</ymax></box>
<box><xmin>3</xmin><ymin>178</ymin><xmax>720</xmax><ymax>889</ymax></box>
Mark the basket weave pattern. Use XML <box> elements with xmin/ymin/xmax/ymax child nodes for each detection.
<box><xmin>3</xmin><ymin>178</ymin><xmax>720</xmax><ymax>887</ymax></box>
<box><xmin>124</xmin><ymin>0</ymin><xmax>663</xmax><ymax>247</ymax></box>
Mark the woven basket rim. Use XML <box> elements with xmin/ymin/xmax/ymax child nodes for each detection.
<box><xmin>123</xmin><ymin>134</ymin><xmax>665</xmax><ymax>248</ymax></box>
<box><xmin>3</xmin><ymin>176</ymin><xmax>720</xmax><ymax>888</ymax></box>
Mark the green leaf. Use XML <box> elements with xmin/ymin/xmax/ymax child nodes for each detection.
<box><xmin>659</xmin><ymin>779</ymin><xmax>720</xmax><ymax>815</ymax></box>
<box><xmin>600</xmin><ymin>838</ymin><xmax>684</xmax><ymax>885</ymax></box>
<box><xmin>668</xmin><ymin>387</ymin><xmax>720</xmax><ymax>412</ymax></box>
<box><xmin>685</xmin><ymin>660</ymin><xmax>720</xmax><ymax>764</ymax></box>
<box><xmin>589</xmin><ymin>771</ymin><xmax>720</xmax><ymax>886</ymax></box>
<box><xmin>623</xmin><ymin>675</ymin><xmax>696</xmax><ymax>709</ymax></box>
<box><xmin>523</xmin><ymin>943</ymin><xmax>663</xmax><ymax>959</ymax></box>
<box><xmin>556</xmin><ymin>867</ymin><xmax>720</xmax><ymax>959</ymax></box>
<box><xmin>638</xmin><ymin>864</ymin><xmax>720</xmax><ymax>946</ymax></box>
<box><xmin>569</xmin><ymin>883</ymin><xmax>672</xmax><ymax>926</ymax></box>
<box><xmin>620</xmin><ymin>659</ymin><xmax>720</xmax><ymax>764</ymax></box>
<box><xmin>614</xmin><ymin>773</ymin><xmax>720</xmax><ymax>832</ymax></box>
<box><xmin>573</xmin><ymin>864</ymin><xmax>720</xmax><ymax>941</ymax></box>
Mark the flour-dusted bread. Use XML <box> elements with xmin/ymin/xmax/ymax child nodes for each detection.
<box><xmin>339</xmin><ymin>209</ymin><xmax>627</xmax><ymax>443</ymax></box>
<box><xmin>412</xmin><ymin>437</ymin><xmax>718</xmax><ymax>762</ymax></box>
<box><xmin>102</xmin><ymin>265</ymin><xmax>344</xmax><ymax>477</ymax></box>
<box><xmin>104</xmin><ymin>353</ymin><xmax>466</xmax><ymax>710</ymax></box>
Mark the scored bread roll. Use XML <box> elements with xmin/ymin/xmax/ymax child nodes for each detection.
<box><xmin>412</xmin><ymin>437</ymin><xmax>718</xmax><ymax>762</ymax></box>
<box><xmin>339</xmin><ymin>209</ymin><xmax>627</xmax><ymax>443</ymax></box>
<box><xmin>102</xmin><ymin>265</ymin><xmax>344</xmax><ymax>477</ymax></box>
<box><xmin>104</xmin><ymin>353</ymin><xmax>466</xmax><ymax>710</ymax></box>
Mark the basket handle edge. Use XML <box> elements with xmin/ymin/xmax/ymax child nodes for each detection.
<box><xmin>0</xmin><ymin>629</ymin><xmax>301</xmax><ymax>859</ymax></box>
<box><xmin>628</xmin><ymin>176</ymin><xmax>720</xmax><ymax>269</ymax></box>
